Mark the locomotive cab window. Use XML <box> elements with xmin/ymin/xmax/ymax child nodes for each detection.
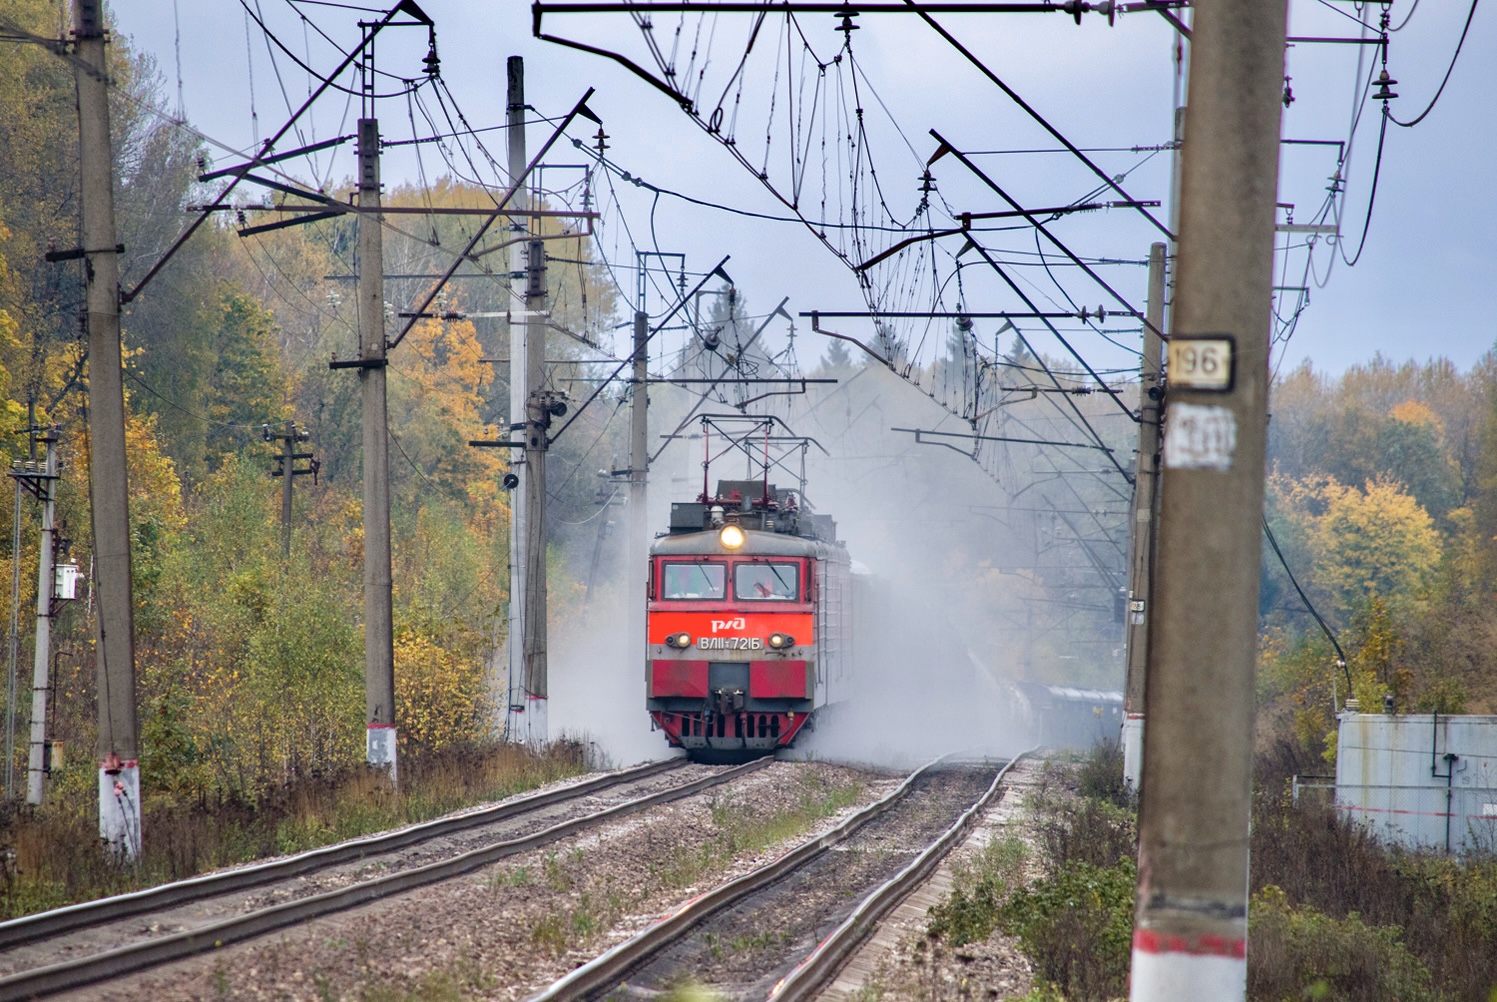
<box><xmin>735</xmin><ymin>562</ymin><xmax>800</xmax><ymax>601</ymax></box>
<box><xmin>660</xmin><ymin>562</ymin><xmax>727</xmax><ymax>600</ymax></box>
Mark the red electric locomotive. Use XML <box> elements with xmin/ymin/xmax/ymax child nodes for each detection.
<box><xmin>647</xmin><ymin>478</ymin><xmax>851</xmax><ymax>759</ymax></box>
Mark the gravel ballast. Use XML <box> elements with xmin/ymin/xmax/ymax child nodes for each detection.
<box><xmin>598</xmin><ymin>764</ymin><xmax>1001</xmax><ymax>1001</ymax></box>
<box><xmin>51</xmin><ymin>760</ymin><xmax>893</xmax><ymax>1001</ymax></box>
<box><xmin>817</xmin><ymin>756</ymin><xmax>1050</xmax><ymax>1001</ymax></box>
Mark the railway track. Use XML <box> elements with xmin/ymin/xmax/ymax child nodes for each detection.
<box><xmin>0</xmin><ymin>756</ymin><xmax>770</xmax><ymax>1001</ymax></box>
<box><xmin>528</xmin><ymin>753</ymin><xmax>1026</xmax><ymax>1002</ymax></box>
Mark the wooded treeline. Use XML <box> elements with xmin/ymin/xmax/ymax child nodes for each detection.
<box><xmin>0</xmin><ymin>3</ymin><xmax>619</xmax><ymax>807</ymax></box>
<box><xmin>1261</xmin><ymin>355</ymin><xmax>1497</xmax><ymax>762</ymax></box>
<box><xmin>4</xmin><ymin>0</ymin><xmax>1496</xmax><ymax>810</ymax></box>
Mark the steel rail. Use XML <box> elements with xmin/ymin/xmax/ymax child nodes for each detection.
<box><xmin>0</xmin><ymin>758</ymin><xmax>681</xmax><ymax>951</ymax></box>
<box><xmin>525</xmin><ymin>755</ymin><xmax>974</xmax><ymax>1002</ymax></box>
<box><xmin>768</xmin><ymin>749</ymin><xmax>1035</xmax><ymax>1000</ymax></box>
<box><xmin>0</xmin><ymin>759</ymin><xmax>767</xmax><ymax>1001</ymax></box>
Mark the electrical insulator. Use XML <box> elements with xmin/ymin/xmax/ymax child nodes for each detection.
<box><xmin>1372</xmin><ymin>70</ymin><xmax>1398</xmax><ymax>102</ymax></box>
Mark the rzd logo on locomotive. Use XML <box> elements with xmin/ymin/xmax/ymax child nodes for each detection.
<box><xmin>709</xmin><ymin>617</ymin><xmax>746</xmax><ymax>633</ymax></box>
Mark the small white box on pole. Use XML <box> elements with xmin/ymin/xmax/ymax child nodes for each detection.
<box><xmin>54</xmin><ymin>563</ymin><xmax>78</xmax><ymax>601</ymax></box>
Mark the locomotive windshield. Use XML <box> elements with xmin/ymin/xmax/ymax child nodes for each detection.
<box><xmin>735</xmin><ymin>562</ymin><xmax>800</xmax><ymax>601</ymax></box>
<box><xmin>661</xmin><ymin>562</ymin><xmax>727</xmax><ymax>599</ymax></box>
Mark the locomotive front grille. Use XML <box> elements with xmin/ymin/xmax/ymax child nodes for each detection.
<box><xmin>650</xmin><ymin>709</ymin><xmax>805</xmax><ymax>751</ymax></box>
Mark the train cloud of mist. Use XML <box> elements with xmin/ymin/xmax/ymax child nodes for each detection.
<box><xmin>547</xmin><ymin>503</ymin><xmax>674</xmax><ymax>767</ymax></box>
<box><xmin>786</xmin><ymin>485</ymin><xmax>1032</xmax><ymax>768</ymax></box>
<box><xmin>540</xmin><ymin>339</ymin><xmax>1127</xmax><ymax>770</ymax></box>
<box><xmin>782</xmin><ymin>366</ymin><xmax>1118</xmax><ymax>768</ymax></box>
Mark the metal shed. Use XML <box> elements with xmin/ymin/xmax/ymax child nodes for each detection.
<box><xmin>1334</xmin><ymin>712</ymin><xmax>1497</xmax><ymax>857</ymax></box>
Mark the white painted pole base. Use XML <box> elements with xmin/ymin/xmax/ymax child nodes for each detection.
<box><xmin>1130</xmin><ymin>929</ymin><xmax>1245</xmax><ymax>1002</ymax></box>
<box><xmin>367</xmin><ymin>724</ymin><xmax>398</xmax><ymax>784</ymax></box>
<box><xmin>98</xmin><ymin>762</ymin><xmax>141</xmax><ymax>861</ymax></box>
<box><xmin>522</xmin><ymin>694</ymin><xmax>548</xmax><ymax>746</ymax></box>
<box><xmin>1122</xmin><ymin>713</ymin><xmax>1144</xmax><ymax>790</ymax></box>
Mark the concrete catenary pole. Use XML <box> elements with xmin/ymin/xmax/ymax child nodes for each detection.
<box><xmin>1122</xmin><ymin>243</ymin><xmax>1166</xmax><ymax>789</ymax></box>
<box><xmin>75</xmin><ymin>0</ymin><xmax>141</xmax><ymax>858</ymax></box>
<box><xmin>26</xmin><ymin>429</ymin><xmax>59</xmax><ymax>805</ymax></box>
<box><xmin>5</xmin><ymin>452</ymin><xmax>22</xmax><ymax>801</ymax></box>
<box><xmin>1127</xmin><ymin>94</ymin><xmax>1187</xmax><ymax>790</ymax></box>
<box><xmin>504</xmin><ymin>56</ymin><xmax>538</xmax><ymax>741</ymax></box>
<box><xmin>357</xmin><ymin>116</ymin><xmax>397</xmax><ymax>779</ymax></box>
<box><xmin>1131</xmin><ymin>2</ymin><xmax>1287</xmax><ymax>999</ymax></box>
<box><xmin>520</xmin><ymin>223</ymin><xmax>549</xmax><ymax>740</ymax></box>
<box><xmin>628</xmin><ymin>310</ymin><xmax>649</xmax><ymax>713</ymax></box>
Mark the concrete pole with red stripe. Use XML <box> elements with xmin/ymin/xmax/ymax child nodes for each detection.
<box><xmin>1121</xmin><ymin>242</ymin><xmax>1165</xmax><ymax>789</ymax></box>
<box><xmin>1131</xmin><ymin>1</ymin><xmax>1287</xmax><ymax>996</ymax></box>
<box><xmin>75</xmin><ymin>0</ymin><xmax>142</xmax><ymax>859</ymax></box>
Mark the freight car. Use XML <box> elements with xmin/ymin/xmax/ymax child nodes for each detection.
<box><xmin>646</xmin><ymin>478</ymin><xmax>852</xmax><ymax>759</ymax></box>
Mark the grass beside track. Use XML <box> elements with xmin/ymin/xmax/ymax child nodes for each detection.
<box><xmin>0</xmin><ymin>740</ymin><xmax>588</xmax><ymax>921</ymax></box>
<box><xmin>656</xmin><ymin>768</ymin><xmax>868</xmax><ymax>892</ymax></box>
<box><xmin>521</xmin><ymin>767</ymin><xmax>869</xmax><ymax>960</ymax></box>
<box><xmin>296</xmin><ymin>766</ymin><xmax>868</xmax><ymax>1001</ymax></box>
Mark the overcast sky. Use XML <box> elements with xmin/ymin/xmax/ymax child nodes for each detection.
<box><xmin>109</xmin><ymin>1</ymin><xmax>1494</xmax><ymax>378</ymax></box>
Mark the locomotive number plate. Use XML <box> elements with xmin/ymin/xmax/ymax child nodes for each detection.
<box><xmin>697</xmin><ymin>636</ymin><xmax>763</xmax><ymax>651</ymax></box>
<box><xmin>1167</xmin><ymin>335</ymin><xmax>1234</xmax><ymax>392</ymax></box>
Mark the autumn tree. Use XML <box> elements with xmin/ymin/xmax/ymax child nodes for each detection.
<box><xmin>1313</xmin><ymin>476</ymin><xmax>1440</xmax><ymax>621</ymax></box>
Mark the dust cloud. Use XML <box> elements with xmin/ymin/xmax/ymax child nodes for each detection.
<box><xmin>548</xmin><ymin>516</ymin><xmax>675</xmax><ymax>768</ymax></box>
<box><xmin>541</xmin><ymin>328</ymin><xmax>1129</xmax><ymax>769</ymax></box>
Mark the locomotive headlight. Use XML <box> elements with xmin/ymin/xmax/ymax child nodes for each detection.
<box><xmin>719</xmin><ymin>524</ymin><xmax>746</xmax><ymax>550</ymax></box>
<box><xmin>665</xmin><ymin>632</ymin><xmax>693</xmax><ymax>649</ymax></box>
<box><xmin>768</xmin><ymin>633</ymin><xmax>796</xmax><ymax>649</ymax></box>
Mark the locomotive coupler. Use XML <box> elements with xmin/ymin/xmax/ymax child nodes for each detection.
<box><xmin>713</xmin><ymin>688</ymin><xmax>745</xmax><ymax>716</ymax></box>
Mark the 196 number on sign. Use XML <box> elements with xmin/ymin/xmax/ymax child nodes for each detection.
<box><xmin>1167</xmin><ymin>337</ymin><xmax>1234</xmax><ymax>391</ymax></box>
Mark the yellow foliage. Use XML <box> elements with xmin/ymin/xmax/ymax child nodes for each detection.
<box><xmin>124</xmin><ymin>413</ymin><xmax>188</xmax><ymax>536</ymax></box>
<box><xmin>1269</xmin><ymin>473</ymin><xmax>1440</xmax><ymax>620</ymax></box>
<box><xmin>1318</xmin><ymin>476</ymin><xmax>1440</xmax><ymax>617</ymax></box>
<box><xmin>1344</xmin><ymin>598</ymin><xmax>1413</xmax><ymax>713</ymax></box>
<box><xmin>1390</xmin><ymin>399</ymin><xmax>1443</xmax><ymax>436</ymax></box>
<box><xmin>400</xmin><ymin>317</ymin><xmax>491</xmax><ymax>431</ymax></box>
<box><xmin>394</xmin><ymin>625</ymin><xmax>489</xmax><ymax>753</ymax></box>
<box><xmin>0</xmin><ymin>230</ymin><xmax>29</xmax><ymax>446</ymax></box>
<box><xmin>0</xmin><ymin>305</ymin><xmax>26</xmax><ymax>446</ymax></box>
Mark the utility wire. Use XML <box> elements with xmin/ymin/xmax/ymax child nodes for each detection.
<box><xmin>388</xmin><ymin>426</ymin><xmax>473</xmax><ymax>505</ymax></box>
<box><xmin>240</xmin><ymin>0</ymin><xmax>425</xmax><ymax>99</ymax></box>
<box><xmin>1261</xmin><ymin>514</ymin><xmax>1352</xmax><ymax>692</ymax></box>
<box><xmin>576</xmin><ymin>142</ymin><xmax>930</xmax><ymax>234</ymax></box>
<box><xmin>122</xmin><ymin>369</ymin><xmax>271</xmax><ymax>433</ymax></box>
<box><xmin>906</xmin><ymin>2</ymin><xmax>1173</xmax><ymax>242</ymax></box>
<box><xmin>1336</xmin><ymin>107</ymin><xmax>1388</xmax><ymax>267</ymax></box>
<box><xmin>1390</xmin><ymin>0</ymin><xmax>1479</xmax><ymax>127</ymax></box>
<box><xmin>289</xmin><ymin>0</ymin><xmax>385</xmax><ymax>10</ymax></box>
<box><xmin>1390</xmin><ymin>0</ymin><xmax>1422</xmax><ymax>31</ymax></box>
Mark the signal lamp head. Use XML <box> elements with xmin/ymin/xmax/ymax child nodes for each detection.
<box><xmin>768</xmin><ymin>633</ymin><xmax>796</xmax><ymax>649</ymax></box>
<box><xmin>664</xmin><ymin>632</ymin><xmax>693</xmax><ymax>649</ymax></box>
<box><xmin>719</xmin><ymin>524</ymin><xmax>746</xmax><ymax>550</ymax></box>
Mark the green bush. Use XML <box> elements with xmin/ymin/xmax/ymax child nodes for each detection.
<box><xmin>925</xmin><ymin>835</ymin><xmax>1028</xmax><ymax>946</ymax></box>
<box><xmin>996</xmin><ymin>859</ymin><xmax>1135</xmax><ymax>1002</ymax></box>
<box><xmin>1248</xmin><ymin>885</ymin><xmax>1439</xmax><ymax>1002</ymax></box>
<box><xmin>1075</xmin><ymin>739</ymin><xmax>1133</xmax><ymax>810</ymax></box>
<box><xmin>1037</xmin><ymin>795</ymin><xmax>1136</xmax><ymax>873</ymax></box>
<box><xmin>1251</xmin><ymin>783</ymin><xmax>1497</xmax><ymax>1000</ymax></box>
